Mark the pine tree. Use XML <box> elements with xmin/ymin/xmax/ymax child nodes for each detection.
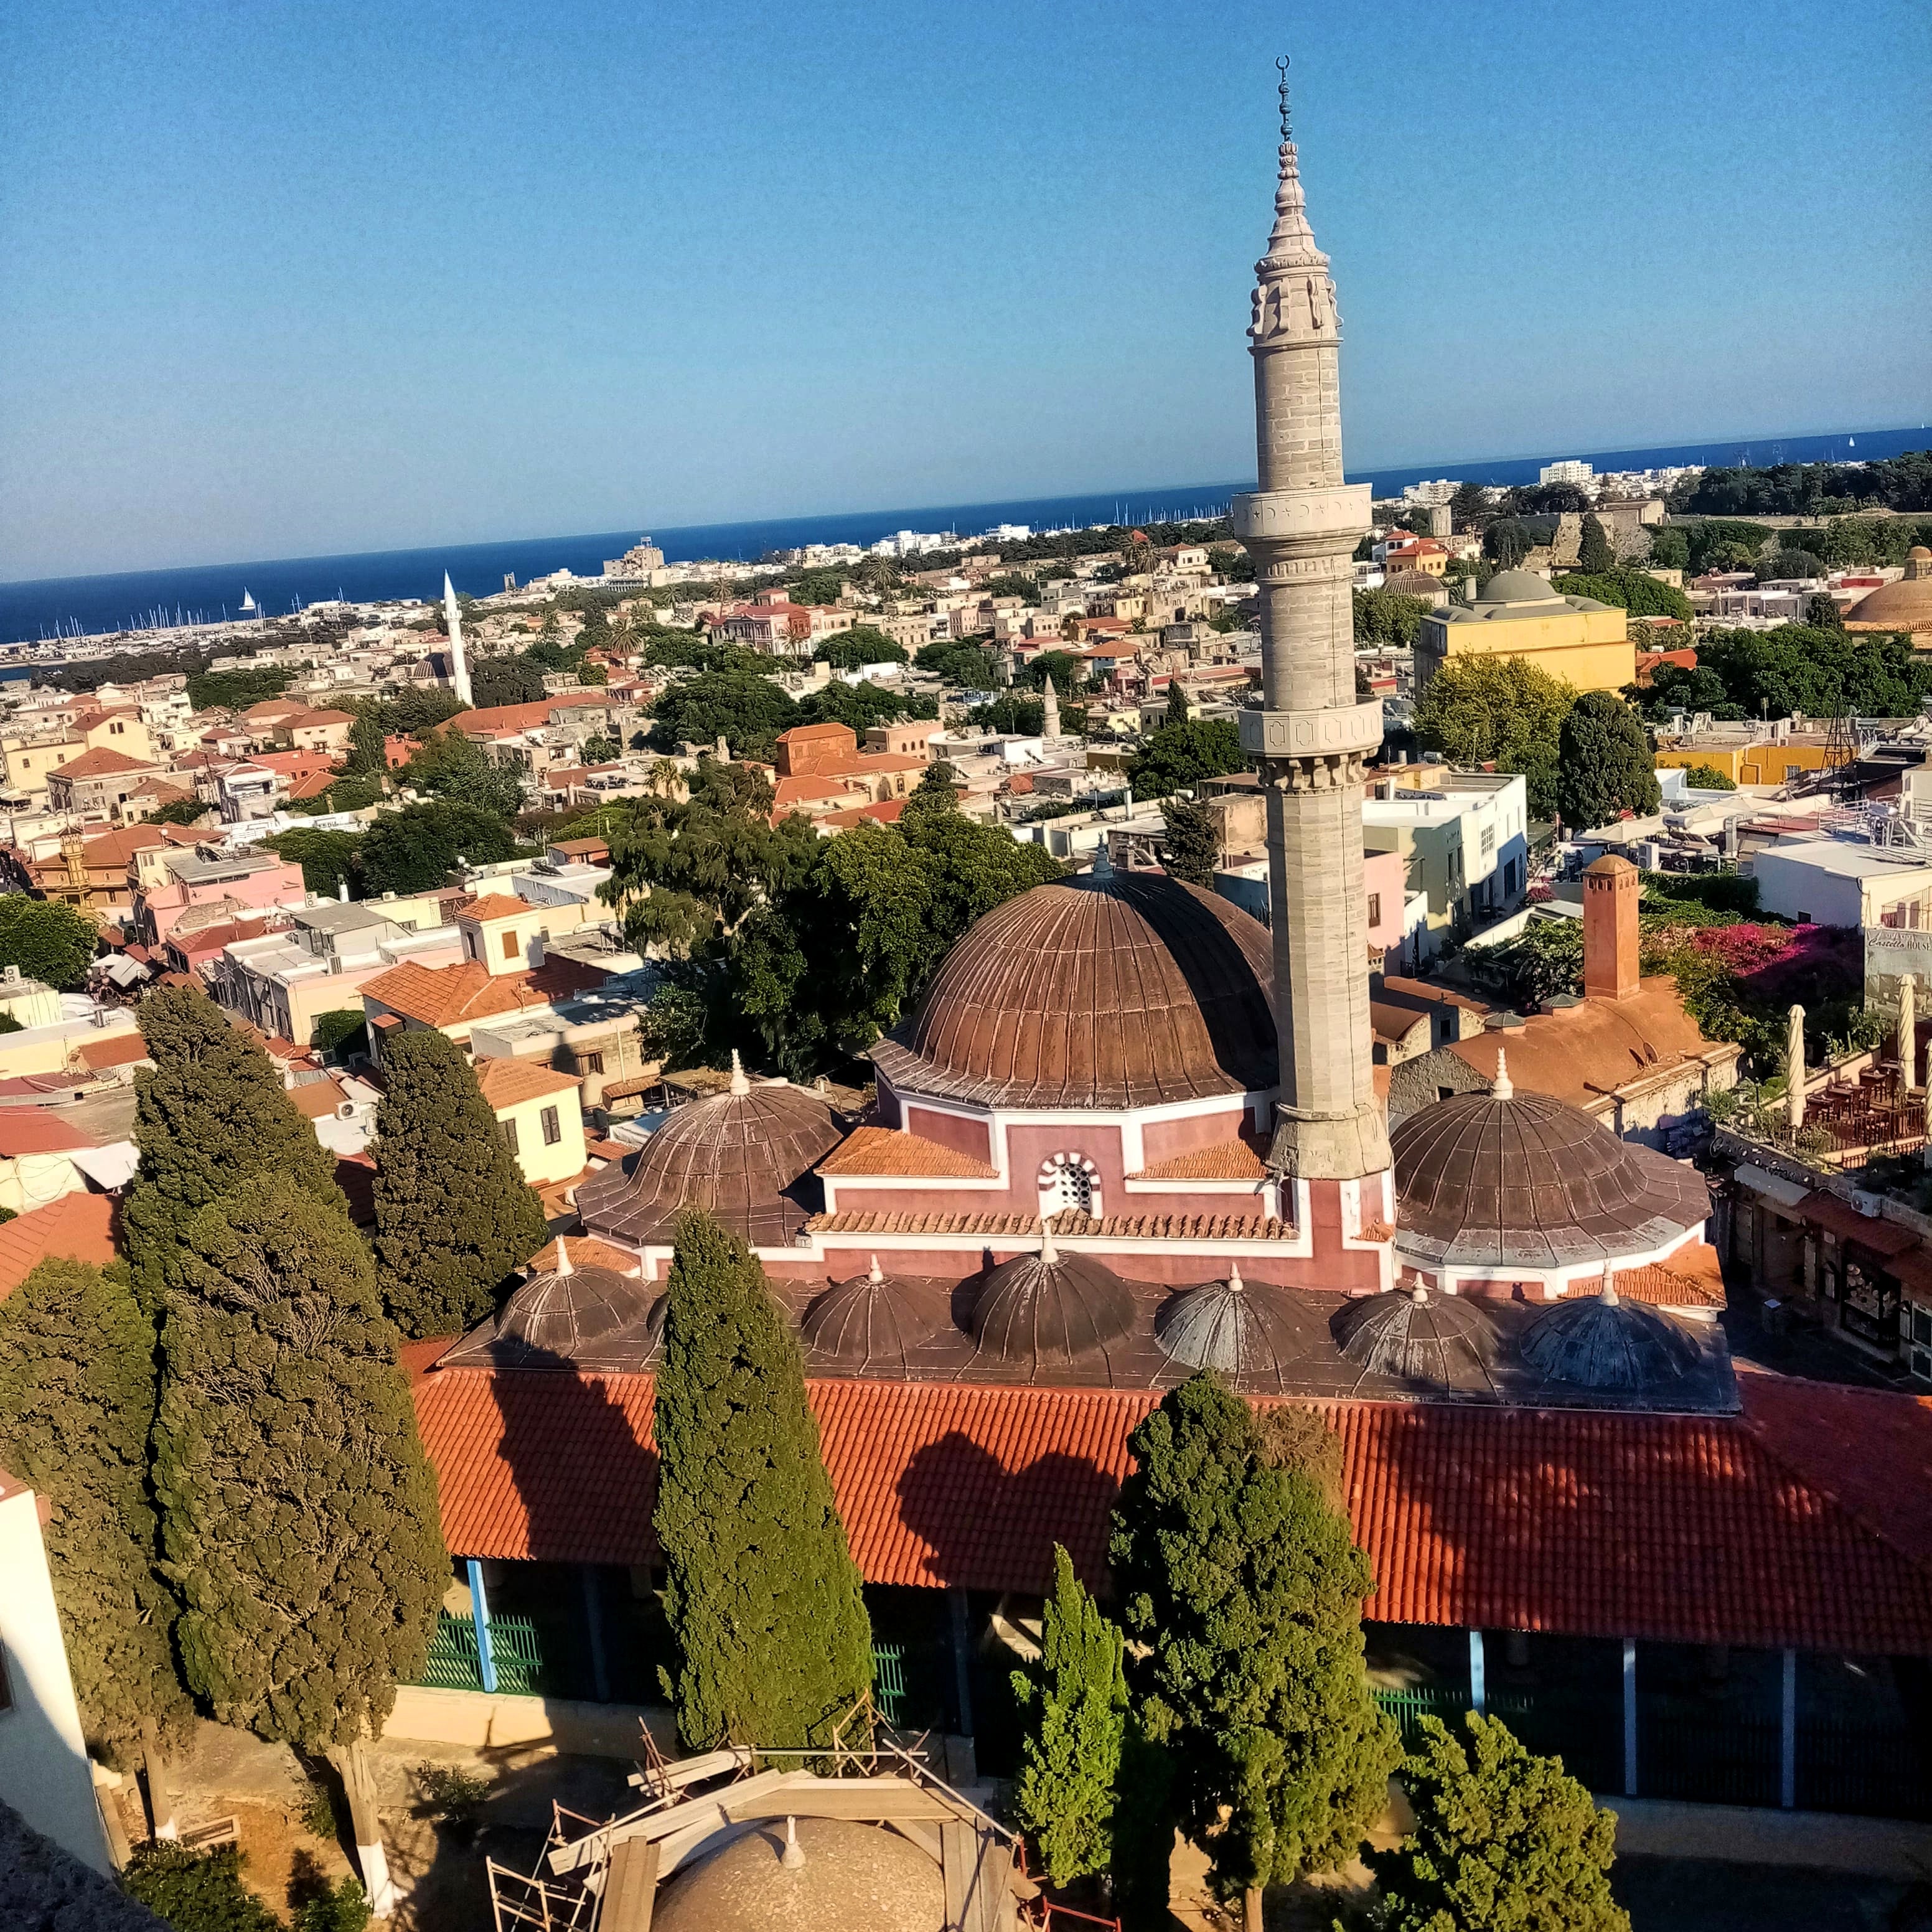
<box><xmin>152</xmin><ymin>1176</ymin><xmax>444</xmax><ymax>1748</ymax></box>
<box><xmin>1010</xmin><ymin>1544</ymin><xmax>1128</xmax><ymax>1887</ymax></box>
<box><xmin>1554</xmin><ymin>690</ymin><xmax>1661</xmax><ymax>833</ymax></box>
<box><xmin>1165</xmin><ymin>680</ymin><xmax>1191</xmax><ymax>726</ymax></box>
<box><xmin>0</xmin><ymin>1257</ymin><xmax>192</xmax><ymax>1760</ymax></box>
<box><xmin>1369</xmin><ymin>1712</ymin><xmax>1630</xmax><ymax>1932</ymax></box>
<box><xmin>370</xmin><ymin>1028</ymin><xmax>550</xmax><ymax>1338</ymax></box>
<box><xmin>654</xmin><ymin>1209</ymin><xmax>872</xmax><ymax>1750</ymax></box>
<box><xmin>1577</xmin><ymin>513</ymin><xmax>1616</xmax><ymax>574</ymax></box>
<box><xmin>1158</xmin><ymin>798</ymin><xmax>1221</xmax><ymax>889</ymax></box>
<box><xmin>124</xmin><ymin>984</ymin><xmax>344</xmax><ymax>1311</ymax></box>
<box><xmin>1109</xmin><ymin>1372</ymin><xmax>1399</xmax><ymax>1932</ymax></box>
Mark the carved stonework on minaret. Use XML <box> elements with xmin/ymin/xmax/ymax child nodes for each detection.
<box><xmin>1232</xmin><ymin>60</ymin><xmax>1390</xmax><ymax>1188</ymax></box>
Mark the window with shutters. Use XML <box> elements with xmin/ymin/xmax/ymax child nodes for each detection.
<box><xmin>541</xmin><ymin>1106</ymin><xmax>561</xmax><ymax>1146</ymax></box>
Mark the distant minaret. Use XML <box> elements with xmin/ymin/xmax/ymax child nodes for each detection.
<box><xmin>1041</xmin><ymin>672</ymin><xmax>1061</xmax><ymax>741</ymax></box>
<box><xmin>443</xmin><ymin>572</ymin><xmax>474</xmax><ymax>706</ymax></box>
<box><xmin>1236</xmin><ymin>59</ymin><xmax>1389</xmax><ymax>1185</ymax></box>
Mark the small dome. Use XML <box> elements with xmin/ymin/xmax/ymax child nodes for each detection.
<box><xmin>1336</xmin><ymin>1287</ymin><xmax>1507</xmax><ymax>1393</ymax></box>
<box><xmin>1910</xmin><ymin>545</ymin><xmax>1932</xmax><ymax>561</ymax></box>
<box><xmin>1521</xmin><ymin>1284</ymin><xmax>1701</xmax><ymax>1392</ymax></box>
<box><xmin>1846</xmin><ymin>573</ymin><xmax>1932</xmax><ymax>632</ymax></box>
<box><xmin>1384</xmin><ymin>569</ymin><xmax>1443</xmax><ymax>597</ymax></box>
<box><xmin>497</xmin><ymin>1262</ymin><xmax>654</xmax><ymax>1356</ymax></box>
<box><xmin>971</xmin><ymin>1227</ymin><xmax>1136</xmax><ymax>1367</ymax></box>
<box><xmin>1392</xmin><ymin>1055</ymin><xmax>1710</xmax><ymax>1270</ymax></box>
<box><xmin>576</xmin><ymin>1055</ymin><xmax>842</xmax><ymax>1249</ymax></box>
<box><xmin>1154</xmin><ymin>1266</ymin><xmax>1324</xmax><ymax>1390</ymax></box>
<box><xmin>1476</xmin><ymin>569</ymin><xmax>1564</xmax><ymax>607</ymax></box>
<box><xmin>653</xmin><ymin>1816</ymin><xmax>945</xmax><ymax>1932</ymax></box>
<box><xmin>875</xmin><ymin>870</ymin><xmax>1277</xmax><ymax>1110</ymax></box>
<box><xmin>803</xmin><ymin>1259</ymin><xmax>939</xmax><ymax>1375</ymax></box>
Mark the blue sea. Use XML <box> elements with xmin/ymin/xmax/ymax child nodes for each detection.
<box><xmin>2</xmin><ymin>423</ymin><xmax>1923</xmax><ymax>647</ymax></box>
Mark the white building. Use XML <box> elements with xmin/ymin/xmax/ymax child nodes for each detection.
<box><xmin>1400</xmin><ymin>479</ymin><xmax>1460</xmax><ymax>508</ymax></box>
<box><xmin>0</xmin><ymin>1467</ymin><xmax>112</xmax><ymax>1873</ymax></box>
<box><xmin>1539</xmin><ymin>459</ymin><xmax>1595</xmax><ymax>487</ymax></box>
<box><xmin>1750</xmin><ymin>839</ymin><xmax>1932</xmax><ymax>931</ymax></box>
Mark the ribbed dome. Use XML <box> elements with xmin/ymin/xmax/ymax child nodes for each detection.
<box><xmin>1521</xmin><ymin>1285</ymin><xmax>1702</xmax><ymax>1391</ymax></box>
<box><xmin>1392</xmin><ymin>1068</ymin><xmax>1709</xmax><ymax>1271</ymax></box>
<box><xmin>1335</xmin><ymin>1287</ymin><xmax>1507</xmax><ymax>1393</ymax></box>
<box><xmin>873</xmin><ymin>871</ymin><xmax>1277</xmax><ymax>1109</ymax></box>
<box><xmin>1847</xmin><ymin>573</ymin><xmax>1932</xmax><ymax>632</ymax></box>
<box><xmin>577</xmin><ymin>1060</ymin><xmax>842</xmax><ymax>1249</ymax></box>
<box><xmin>803</xmin><ymin>1259</ymin><xmax>939</xmax><ymax>1376</ymax></box>
<box><xmin>1153</xmin><ymin>1266</ymin><xmax>1323</xmax><ymax>1391</ymax></box>
<box><xmin>498</xmin><ymin>1266</ymin><xmax>653</xmax><ymax>1354</ymax></box>
<box><xmin>971</xmin><ymin>1233</ymin><xmax>1137</xmax><ymax>1368</ymax></box>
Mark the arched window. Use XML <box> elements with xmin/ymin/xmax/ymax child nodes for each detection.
<box><xmin>1038</xmin><ymin>1151</ymin><xmax>1100</xmax><ymax>1219</ymax></box>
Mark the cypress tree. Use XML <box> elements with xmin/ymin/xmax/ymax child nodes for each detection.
<box><xmin>0</xmin><ymin>1257</ymin><xmax>192</xmax><ymax>1760</ymax></box>
<box><xmin>1369</xmin><ymin>1712</ymin><xmax>1630</xmax><ymax>1932</ymax></box>
<box><xmin>370</xmin><ymin>1028</ymin><xmax>550</xmax><ymax>1338</ymax></box>
<box><xmin>1109</xmin><ymin>1372</ymin><xmax>1399</xmax><ymax>1932</ymax></box>
<box><xmin>653</xmin><ymin>1209</ymin><xmax>872</xmax><ymax>1750</ymax></box>
<box><xmin>1158</xmin><ymin>798</ymin><xmax>1221</xmax><ymax>889</ymax></box>
<box><xmin>1554</xmin><ymin>690</ymin><xmax>1661</xmax><ymax>833</ymax></box>
<box><xmin>152</xmin><ymin>1176</ymin><xmax>444</xmax><ymax>1747</ymax></box>
<box><xmin>1577</xmin><ymin>513</ymin><xmax>1616</xmax><ymax>574</ymax></box>
<box><xmin>124</xmin><ymin>983</ymin><xmax>344</xmax><ymax>1311</ymax></box>
<box><xmin>1010</xmin><ymin>1544</ymin><xmax>1128</xmax><ymax>1887</ymax></box>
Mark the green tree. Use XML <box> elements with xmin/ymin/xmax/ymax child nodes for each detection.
<box><xmin>1412</xmin><ymin>656</ymin><xmax>1577</xmax><ymax>821</ymax></box>
<box><xmin>1555</xmin><ymin>691</ymin><xmax>1661</xmax><ymax>831</ymax></box>
<box><xmin>1158</xmin><ymin>797</ymin><xmax>1220</xmax><ymax>888</ymax></box>
<box><xmin>649</xmin><ymin>670</ymin><xmax>802</xmax><ymax>762</ymax></box>
<box><xmin>1684</xmin><ymin>763</ymin><xmax>1736</xmax><ymax>790</ymax></box>
<box><xmin>796</xmin><ymin>679</ymin><xmax>937</xmax><ymax>734</ymax></box>
<box><xmin>1165</xmin><ymin>679</ymin><xmax>1191</xmax><ymax>726</ymax></box>
<box><xmin>1646</xmin><ymin>526</ymin><xmax>1690</xmax><ymax>571</ymax></box>
<box><xmin>145</xmin><ymin>795</ymin><xmax>212</xmax><ymax>827</ymax></box>
<box><xmin>1109</xmin><ymin>1374</ymin><xmax>1398</xmax><ymax>1931</ymax></box>
<box><xmin>0</xmin><ymin>1257</ymin><xmax>192</xmax><ymax>1759</ymax></box>
<box><xmin>1024</xmin><ymin>649</ymin><xmax>1087</xmax><ymax>694</ymax></box>
<box><xmin>1011</xmin><ymin>1544</ymin><xmax>1128</xmax><ymax>1887</ymax></box>
<box><xmin>403</xmin><ymin>725</ymin><xmax>524</xmax><ymax>818</ymax></box>
<box><xmin>187</xmin><ymin>665</ymin><xmax>292</xmax><ymax>711</ymax></box>
<box><xmin>124</xmin><ymin>1842</ymin><xmax>281</xmax><ymax>1932</ymax></box>
<box><xmin>816</xmin><ymin>625</ymin><xmax>907</xmax><ymax>670</ymax></box>
<box><xmin>370</xmin><ymin>1029</ymin><xmax>550</xmax><ymax>1338</ymax></box>
<box><xmin>1806</xmin><ymin>591</ymin><xmax>1845</xmax><ymax>631</ymax></box>
<box><xmin>914</xmin><ymin>639</ymin><xmax>1000</xmax><ymax>689</ymax></box>
<box><xmin>469</xmin><ymin>653</ymin><xmax>551</xmax><ymax>708</ymax></box>
<box><xmin>359</xmin><ymin>801</ymin><xmax>517</xmax><ymax>895</ymax></box>
<box><xmin>124</xmin><ymin>984</ymin><xmax>345</xmax><ymax>1311</ymax></box>
<box><xmin>1483</xmin><ymin>518</ymin><xmax>1532</xmax><ymax>568</ymax></box>
<box><xmin>1552</xmin><ymin>570</ymin><xmax>1695</xmax><ymax>622</ymax></box>
<box><xmin>1577</xmin><ymin>513</ymin><xmax>1616</xmax><ymax>574</ymax></box>
<box><xmin>1448</xmin><ymin>482</ymin><xmax>1489</xmax><ymax>530</ymax></box>
<box><xmin>0</xmin><ymin>894</ymin><xmax>99</xmax><ymax>988</ymax></box>
<box><xmin>653</xmin><ymin>1210</ymin><xmax>872</xmax><ymax>1750</ymax></box>
<box><xmin>1128</xmin><ymin>720</ymin><xmax>1246</xmax><ymax>799</ymax></box>
<box><xmin>579</xmin><ymin>733</ymin><xmax>621</xmax><ymax>763</ymax></box>
<box><xmin>152</xmin><ymin>1176</ymin><xmax>444</xmax><ymax>1747</ymax></box>
<box><xmin>267</xmin><ymin>828</ymin><xmax>363</xmax><ymax>898</ymax></box>
<box><xmin>1353</xmin><ymin>589</ymin><xmax>1433</xmax><ymax>648</ymax></box>
<box><xmin>1369</xmin><ymin>1712</ymin><xmax>1630</xmax><ymax>1932</ymax></box>
<box><xmin>1769</xmin><ymin>549</ymin><xmax>1826</xmax><ymax>579</ymax></box>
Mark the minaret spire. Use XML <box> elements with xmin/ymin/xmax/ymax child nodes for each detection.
<box><xmin>443</xmin><ymin>571</ymin><xmax>475</xmax><ymax>708</ymax></box>
<box><xmin>1234</xmin><ymin>59</ymin><xmax>1389</xmax><ymax>1189</ymax></box>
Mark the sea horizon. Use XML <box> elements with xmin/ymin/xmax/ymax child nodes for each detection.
<box><xmin>4</xmin><ymin>422</ymin><xmax>1925</xmax><ymax>646</ymax></box>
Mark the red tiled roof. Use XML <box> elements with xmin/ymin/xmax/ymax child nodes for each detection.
<box><xmin>0</xmin><ymin>1113</ymin><xmax>98</xmax><ymax>1157</ymax></box>
<box><xmin>817</xmin><ymin>1125</ymin><xmax>998</xmax><ymax>1180</ymax></box>
<box><xmin>288</xmin><ymin>1079</ymin><xmax>347</xmax><ymax>1119</ymax></box>
<box><xmin>360</xmin><ymin>960</ymin><xmax>551</xmax><ymax>1028</ymax></box>
<box><xmin>411</xmin><ymin>1371</ymin><xmax>1932</xmax><ymax>1653</ymax></box>
<box><xmin>528</xmin><ymin>1235</ymin><xmax>639</xmax><ymax>1275</ymax></box>
<box><xmin>0</xmin><ymin>1193</ymin><xmax>119</xmax><ymax>1299</ymax></box>
<box><xmin>461</xmin><ymin>895</ymin><xmax>537</xmax><ymax>923</ymax></box>
<box><xmin>474</xmin><ymin>1059</ymin><xmax>582</xmax><ymax>1109</ymax></box>
<box><xmin>75</xmin><ymin>1034</ymin><xmax>153</xmax><ymax>1073</ymax></box>
<box><xmin>1127</xmin><ymin>1138</ymin><xmax>1268</xmax><ymax>1182</ymax></box>
<box><xmin>50</xmin><ymin>746</ymin><xmax>156</xmax><ymax>780</ymax></box>
<box><xmin>1797</xmin><ymin>1191</ymin><xmax>1920</xmax><ymax>1255</ymax></box>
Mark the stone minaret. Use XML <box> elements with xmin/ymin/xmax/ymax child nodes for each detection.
<box><xmin>1235</xmin><ymin>62</ymin><xmax>1389</xmax><ymax>1184</ymax></box>
<box><xmin>1041</xmin><ymin>672</ymin><xmax>1061</xmax><ymax>741</ymax></box>
<box><xmin>443</xmin><ymin>571</ymin><xmax>475</xmax><ymax>707</ymax></box>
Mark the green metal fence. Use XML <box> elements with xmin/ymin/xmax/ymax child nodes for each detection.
<box><xmin>418</xmin><ymin>1612</ymin><xmax>578</xmax><ymax>1699</ymax></box>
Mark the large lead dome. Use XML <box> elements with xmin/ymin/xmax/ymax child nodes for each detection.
<box><xmin>871</xmin><ymin>870</ymin><xmax>1278</xmax><ymax>1109</ymax></box>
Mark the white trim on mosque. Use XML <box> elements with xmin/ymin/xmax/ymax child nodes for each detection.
<box><xmin>1396</xmin><ymin>1216</ymin><xmax>1709</xmax><ymax>1302</ymax></box>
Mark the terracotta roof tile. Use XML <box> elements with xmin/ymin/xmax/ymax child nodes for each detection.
<box><xmin>528</xmin><ymin>1235</ymin><xmax>639</xmax><ymax>1276</ymax></box>
<box><xmin>474</xmin><ymin>1059</ymin><xmax>583</xmax><ymax>1110</ymax></box>
<box><xmin>75</xmin><ymin>1034</ymin><xmax>153</xmax><ymax>1072</ymax></box>
<box><xmin>0</xmin><ymin>1114</ymin><xmax>98</xmax><ymax>1157</ymax></box>
<box><xmin>360</xmin><ymin>960</ymin><xmax>552</xmax><ymax>1028</ymax></box>
<box><xmin>462</xmin><ymin>896</ymin><xmax>537</xmax><ymax>923</ymax></box>
<box><xmin>0</xmin><ymin>1193</ymin><xmax>118</xmax><ymax>1299</ymax></box>
<box><xmin>1127</xmin><ymin>1138</ymin><xmax>1267</xmax><ymax>1182</ymax></box>
<box><xmin>817</xmin><ymin>1125</ymin><xmax>998</xmax><ymax>1180</ymax></box>
<box><xmin>288</xmin><ymin>1079</ymin><xmax>347</xmax><ymax>1119</ymax></box>
<box><xmin>412</xmin><ymin>1371</ymin><xmax>1932</xmax><ymax>1653</ymax></box>
<box><xmin>50</xmin><ymin>746</ymin><xmax>156</xmax><ymax>779</ymax></box>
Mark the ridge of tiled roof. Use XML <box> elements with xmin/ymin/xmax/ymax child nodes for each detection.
<box><xmin>52</xmin><ymin>746</ymin><xmax>156</xmax><ymax>779</ymax></box>
<box><xmin>474</xmin><ymin>1059</ymin><xmax>582</xmax><ymax>1109</ymax></box>
<box><xmin>808</xmin><ymin>1208</ymin><xmax>1295</xmax><ymax>1241</ymax></box>
<box><xmin>817</xmin><ymin>1125</ymin><xmax>998</xmax><ymax>1181</ymax></box>
<box><xmin>413</xmin><ymin>1370</ymin><xmax>1932</xmax><ymax>1654</ymax></box>
<box><xmin>1127</xmin><ymin>1138</ymin><xmax>1268</xmax><ymax>1182</ymax></box>
<box><xmin>360</xmin><ymin>960</ymin><xmax>551</xmax><ymax>1027</ymax></box>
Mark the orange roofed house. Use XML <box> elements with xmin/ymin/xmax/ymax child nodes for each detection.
<box><xmin>768</xmin><ymin>721</ymin><xmax>931</xmax><ymax>825</ymax></box>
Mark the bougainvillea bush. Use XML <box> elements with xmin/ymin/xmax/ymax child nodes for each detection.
<box><xmin>1640</xmin><ymin>918</ymin><xmax>1864</xmax><ymax>1063</ymax></box>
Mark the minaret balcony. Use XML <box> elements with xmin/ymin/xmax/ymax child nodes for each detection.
<box><xmin>1239</xmin><ymin>698</ymin><xmax>1384</xmax><ymax>761</ymax></box>
<box><xmin>1231</xmin><ymin>482</ymin><xmax>1371</xmax><ymax>544</ymax></box>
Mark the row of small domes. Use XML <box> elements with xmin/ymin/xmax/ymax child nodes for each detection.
<box><xmin>495</xmin><ymin>1234</ymin><xmax>1698</xmax><ymax>1394</ymax></box>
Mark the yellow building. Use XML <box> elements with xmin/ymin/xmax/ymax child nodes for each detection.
<box><xmin>1652</xmin><ymin>730</ymin><xmax>1840</xmax><ymax>788</ymax></box>
<box><xmin>1415</xmin><ymin>570</ymin><xmax>1635</xmax><ymax>696</ymax></box>
<box><xmin>475</xmin><ymin>1057</ymin><xmax>587</xmax><ymax>1188</ymax></box>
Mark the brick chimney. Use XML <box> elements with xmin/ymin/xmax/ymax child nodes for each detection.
<box><xmin>1582</xmin><ymin>855</ymin><xmax>1641</xmax><ymax>1002</ymax></box>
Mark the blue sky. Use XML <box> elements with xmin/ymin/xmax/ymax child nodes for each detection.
<box><xmin>1</xmin><ymin>0</ymin><xmax>1925</xmax><ymax>579</ymax></box>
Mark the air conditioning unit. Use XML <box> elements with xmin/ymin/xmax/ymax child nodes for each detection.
<box><xmin>337</xmin><ymin>1101</ymin><xmax>358</xmax><ymax>1122</ymax></box>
